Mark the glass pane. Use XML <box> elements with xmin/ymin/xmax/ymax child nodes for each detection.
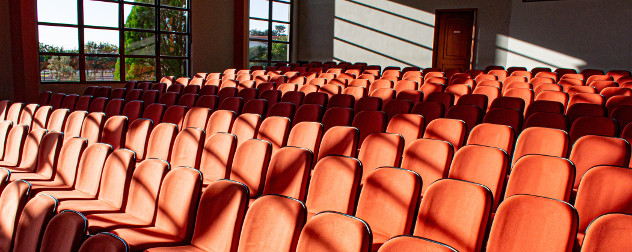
<box><xmin>38</xmin><ymin>25</ymin><xmax>79</xmax><ymax>53</ymax></box>
<box><xmin>86</xmin><ymin>56</ymin><xmax>120</xmax><ymax>81</ymax></box>
<box><xmin>84</xmin><ymin>0</ymin><xmax>119</xmax><ymax>27</ymax></box>
<box><xmin>272</xmin><ymin>1</ymin><xmax>290</xmax><ymax>22</ymax></box>
<box><xmin>271</xmin><ymin>43</ymin><xmax>288</xmax><ymax>61</ymax></box>
<box><xmin>37</xmin><ymin>0</ymin><xmax>77</xmax><ymax>24</ymax></box>
<box><xmin>248</xmin><ymin>41</ymin><xmax>268</xmax><ymax>61</ymax></box>
<box><xmin>161</xmin><ymin>58</ymin><xmax>187</xmax><ymax>78</ymax></box>
<box><xmin>124</xmin><ymin>4</ymin><xmax>156</xmax><ymax>29</ymax></box>
<box><xmin>160</xmin><ymin>0</ymin><xmax>187</xmax><ymax>8</ymax></box>
<box><xmin>124</xmin><ymin>31</ymin><xmax>156</xmax><ymax>55</ymax></box>
<box><xmin>84</xmin><ymin>29</ymin><xmax>119</xmax><ymax>54</ymax></box>
<box><xmin>272</xmin><ymin>22</ymin><xmax>289</xmax><ymax>42</ymax></box>
<box><xmin>39</xmin><ymin>55</ymin><xmax>80</xmax><ymax>82</ymax></box>
<box><xmin>125</xmin><ymin>58</ymin><xmax>156</xmax><ymax>81</ymax></box>
<box><xmin>160</xmin><ymin>9</ymin><xmax>187</xmax><ymax>32</ymax></box>
<box><xmin>249</xmin><ymin>0</ymin><xmax>269</xmax><ymax>19</ymax></box>
<box><xmin>160</xmin><ymin>34</ymin><xmax>187</xmax><ymax>56</ymax></box>
<box><xmin>249</xmin><ymin>19</ymin><xmax>269</xmax><ymax>40</ymax></box>
<box><xmin>124</xmin><ymin>0</ymin><xmax>154</xmax><ymax>3</ymax></box>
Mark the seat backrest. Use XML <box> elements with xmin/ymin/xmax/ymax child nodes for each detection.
<box><xmin>305</xmin><ymin>155</ymin><xmax>362</xmax><ymax>219</ymax></box>
<box><xmin>490</xmin><ymin>96</ymin><xmax>526</xmax><ymax>114</ymax></box>
<box><xmin>51</xmin><ymin>137</ymin><xmax>88</xmax><ymax>186</ymax></box>
<box><xmin>5</xmin><ymin>102</ymin><xmax>24</xmax><ymax>124</ymax></box>
<box><xmin>505</xmin><ymin>154</ymin><xmax>575</xmax><ymax>202</ymax></box>
<box><xmin>242</xmin><ymin>99</ymin><xmax>268</xmax><ymax>116</ymax></box>
<box><xmin>104</xmin><ymin>99</ymin><xmax>124</xmax><ymax>119</ymax></box>
<box><xmin>568</xmin><ymin>116</ymin><xmax>618</xmax><ymax>144</ymax></box>
<box><xmin>153</xmin><ymin>167</ymin><xmax>202</xmax><ymax>240</ymax></box>
<box><xmin>445</xmin><ymin>104</ymin><xmax>483</xmax><ymax>133</ymax></box>
<box><xmin>424</xmin><ymin>118</ymin><xmax>466</xmax><ymax>150</ymax></box>
<box><xmin>237</xmin><ymin>195</ymin><xmax>306</xmax><ymax>252</ymax></box>
<box><xmin>566</xmin><ymin>103</ymin><xmax>607</xmax><ymax>123</ymax></box>
<box><xmin>124</xmin><ymin>118</ymin><xmax>152</xmax><ymax>161</ymax></box>
<box><xmin>181</xmin><ymin>107</ymin><xmax>211</xmax><ymax>131</ymax></box>
<box><xmin>483</xmin><ymin>108</ymin><xmax>524</xmax><ymax>132</ymax></box>
<box><xmin>15</xmin><ymin>128</ymin><xmax>47</xmax><ymax>171</ymax></box>
<box><xmin>401</xmin><ymin>138</ymin><xmax>454</xmax><ymax>195</ymax></box>
<box><xmin>321</xmin><ymin>107</ymin><xmax>354</xmax><ymax>132</ymax></box>
<box><xmin>158</xmin><ymin>92</ymin><xmax>179</xmax><ymax>107</ymax></box>
<box><xmin>78</xmin><ymin>233</ymin><xmax>128</xmax><ymax>252</ymax></box>
<box><xmin>524</xmin><ymin>112</ymin><xmax>569</xmax><ymax>131</ymax></box>
<box><xmin>267</xmin><ymin>102</ymin><xmax>296</xmax><ymax>118</ymax></box>
<box><xmin>80</xmin><ymin>112</ymin><xmax>106</xmax><ymax>146</ymax></box>
<box><xmin>39</xmin><ymin>210</ymin><xmax>87</xmax><ymax>252</ymax></box>
<box><xmin>512</xmin><ymin>127</ymin><xmax>569</xmax><ymax>165</ymax></box>
<box><xmin>580</xmin><ymin>213</ymin><xmax>632</xmax><ymax>251</ymax></box>
<box><xmin>200</xmin><ymin>133</ymin><xmax>237</xmax><ymax>184</ymax></box>
<box><xmin>170</xmin><ymin>127</ymin><xmax>205</xmax><ymax>169</ymax></box>
<box><xmin>327</xmin><ymin>94</ymin><xmax>355</xmax><ymax>109</ymax></box>
<box><xmin>486</xmin><ymin>195</ymin><xmax>578</xmax><ymax>252</ymax></box>
<box><xmin>63</xmin><ymin>110</ymin><xmax>88</xmax><ymax>143</ymax></box>
<box><xmin>356</xmin><ymin>168</ymin><xmax>422</xmax><ymax>249</ymax></box>
<box><xmin>457</xmin><ymin>94</ymin><xmax>488</xmax><ymax>111</ymax></box>
<box><xmin>18</xmin><ymin>103</ymin><xmax>38</xmax><ymax>127</ymax></box>
<box><xmin>178</xmin><ymin>93</ymin><xmax>199</xmax><ymax>108</ymax></box>
<box><xmin>448</xmin><ymin>145</ymin><xmax>509</xmax><ymax>209</ymax></box>
<box><xmin>229</xmin><ymin>139</ymin><xmax>272</xmax><ymax>198</ymax></box>
<box><xmin>386</xmin><ymin>113</ymin><xmax>424</xmax><ymax>148</ymax></box>
<box><xmin>293</xmin><ymin>104</ymin><xmax>324</xmax><ymax>127</ymax></box>
<box><xmin>569</xmin><ymin>135</ymin><xmax>630</xmax><ymax>189</ymax></box>
<box><xmin>73</xmin><ymin>143</ymin><xmax>113</xmax><ymax>196</ymax></box>
<box><xmin>124</xmin><ymin>159</ymin><xmax>169</xmax><ymax>223</ymax></box>
<box><xmin>352</xmin><ymin>110</ymin><xmax>387</xmax><ymax>148</ymax></box>
<box><xmin>142</xmin><ymin>103</ymin><xmax>166</xmax><ymax>125</ymax></box>
<box><xmin>32</xmin><ymin>106</ymin><xmax>52</xmax><ymax>130</ymax></box>
<box><xmin>354</xmin><ymin>96</ymin><xmax>382</xmax><ymax>114</ymax></box>
<box><xmin>378</xmin><ymin>236</ymin><xmax>457</xmax><ymax>252</ymax></box>
<box><xmin>190</xmin><ymin>180</ymin><xmax>249</xmax><ymax>252</ymax></box>
<box><xmin>26</xmin><ymin>131</ymin><xmax>64</xmax><ymax>181</ymax></box>
<box><xmin>230</xmin><ymin>113</ymin><xmax>262</xmax><ymax>149</ymax></box>
<box><xmin>414</xmin><ymin>179</ymin><xmax>492</xmax><ymax>252</ymax></box>
<box><xmin>2</xmin><ymin>124</ymin><xmax>29</xmax><ymax>166</ymax></box>
<box><xmin>262</xmin><ymin>147</ymin><xmax>313</xmax><ymax>201</ymax></box>
<box><xmin>257</xmin><ymin>116</ymin><xmax>291</xmax><ymax>154</ymax></box>
<box><xmin>0</xmin><ymin>179</ymin><xmax>31</xmax><ymax>252</ymax></box>
<box><xmin>96</xmin><ymin>149</ymin><xmax>135</xmax><ymax>209</ymax></box>
<box><xmin>287</xmin><ymin>122</ymin><xmax>323</xmax><ymax>162</ymax></box>
<box><xmin>121</xmin><ymin>100</ymin><xmax>143</xmax><ymax>123</ymax></box>
<box><xmin>358</xmin><ymin>132</ymin><xmax>405</xmax><ymax>182</ymax></box>
<box><xmin>467</xmin><ymin>123</ymin><xmax>515</xmax><ymax>154</ymax></box>
<box><xmin>205</xmin><ymin>110</ymin><xmax>237</xmax><ymax>137</ymax></box>
<box><xmin>162</xmin><ymin>105</ymin><xmax>188</xmax><ymax>129</ymax></box>
<box><xmin>145</xmin><ymin>122</ymin><xmax>178</xmax><ymax>161</ymax></box>
<box><xmin>296</xmin><ymin>212</ymin><xmax>371</xmax><ymax>252</ymax></box>
<box><xmin>12</xmin><ymin>194</ymin><xmax>58</xmax><ymax>252</ymax></box>
<box><xmin>101</xmin><ymin>115</ymin><xmax>128</xmax><ymax>150</ymax></box>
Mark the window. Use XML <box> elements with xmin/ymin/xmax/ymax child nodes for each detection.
<box><xmin>248</xmin><ymin>0</ymin><xmax>292</xmax><ymax>68</ymax></box>
<box><xmin>37</xmin><ymin>0</ymin><xmax>190</xmax><ymax>83</ymax></box>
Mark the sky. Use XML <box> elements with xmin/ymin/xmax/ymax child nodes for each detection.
<box><xmin>37</xmin><ymin>0</ymin><xmax>290</xmax><ymax>50</ymax></box>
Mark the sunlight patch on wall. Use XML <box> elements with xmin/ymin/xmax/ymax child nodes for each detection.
<box><xmin>497</xmin><ymin>34</ymin><xmax>586</xmax><ymax>70</ymax></box>
<box><xmin>333</xmin><ymin>0</ymin><xmax>435</xmax><ymax>68</ymax></box>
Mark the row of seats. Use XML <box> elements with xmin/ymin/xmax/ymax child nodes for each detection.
<box><xmin>1</xmin><ymin>64</ymin><xmax>631</xmax><ymax>252</ymax></box>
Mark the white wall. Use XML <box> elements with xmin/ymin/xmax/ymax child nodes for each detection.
<box><xmin>506</xmin><ymin>0</ymin><xmax>632</xmax><ymax>71</ymax></box>
<box><xmin>296</xmin><ymin>0</ymin><xmax>631</xmax><ymax>71</ymax></box>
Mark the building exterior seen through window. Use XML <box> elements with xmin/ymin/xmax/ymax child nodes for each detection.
<box><xmin>37</xmin><ymin>0</ymin><xmax>190</xmax><ymax>83</ymax></box>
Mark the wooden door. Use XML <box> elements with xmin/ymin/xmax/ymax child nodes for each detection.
<box><xmin>433</xmin><ymin>9</ymin><xmax>477</xmax><ymax>71</ymax></box>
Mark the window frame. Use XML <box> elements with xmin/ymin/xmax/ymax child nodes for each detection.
<box><xmin>248</xmin><ymin>0</ymin><xmax>293</xmax><ymax>67</ymax></box>
<box><xmin>37</xmin><ymin>0</ymin><xmax>191</xmax><ymax>84</ymax></box>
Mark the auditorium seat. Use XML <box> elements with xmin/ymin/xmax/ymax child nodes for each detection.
<box><xmin>352</xmin><ymin>111</ymin><xmax>387</xmax><ymax>148</ymax></box>
<box><xmin>424</xmin><ymin>118</ymin><xmax>466</xmax><ymax>150</ymax></box>
<box><xmin>12</xmin><ymin>194</ymin><xmax>58</xmax><ymax>252</ymax></box>
<box><xmin>182</xmin><ymin>107</ymin><xmax>212</xmax><ymax>130</ymax></box>
<box><xmin>229</xmin><ymin>139</ymin><xmax>272</xmax><ymax>199</ymax></box>
<box><xmin>486</xmin><ymin>195</ymin><xmax>578</xmax><ymax>252</ymax></box>
<box><xmin>569</xmin><ymin>136</ymin><xmax>630</xmax><ymax>190</ymax></box>
<box><xmin>355</xmin><ymin>168</ymin><xmax>421</xmax><ymax>250</ymax></box>
<box><xmin>260</xmin><ymin>147</ymin><xmax>312</xmax><ymax>201</ymax></box>
<box><xmin>237</xmin><ymin>195</ymin><xmax>306</xmax><ymax>252</ymax></box>
<box><xmin>205</xmin><ymin>109</ymin><xmax>236</xmax><ymax>136</ymax></box>
<box><xmin>414</xmin><ymin>179</ymin><xmax>492</xmax><ymax>252</ymax></box>
<box><xmin>0</xmin><ymin>179</ymin><xmax>31</xmax><ymax>252</ymax></box>
<box><xmin>512</xmin><ymin>127</ymin><xmax>569</xmax><ymax>164</ymax></box>
<box><xmin>321</xmin><ymin>107</ymin><xmax>354</xmax><ymax>132</ymax></box>
<box><xmin>378</xmin><ymin>236</ymin><xmax>457</xmax><ymax>252</ymax></box>
<box><xmin>39</xmin><ymin>210</ymin><xmax>88</xmax><ymax>252</ymax></box>
<box><xmin>63</xmin><ymin>110</ymin><xmax>87</xmax><ymax>143</ymax></box>
<box><xmin>145</xmin><ymin>123</ymin><xmax>178</xmax><ymax>161</ymax></box>
<box><xmin>580</xmin><ymin>213</ymin><xmax>632</xmax><ymax>252</ymax></box>
<box><xmin>287</xmin><ymin>122</ymin><xmax>323</xmax><ymax>162</ymax></box>
<box><xmin>110</xmin><ymin>167</ymin><xmax>201</xmax><ymax>251</ymax></box>
<box><xmin>467</xmin><ymin>123</ymin><xmax>515</xmax><ymax>154</ymax></box>
<box><xmin>257</xmin><ymin>116</ymin><xmax>291</xmax><ymax>154</ymax></box>
<box><xmin>448</xmin><ymin>145</ymin><xmax>509</xmax><ymax>209</ymax></box>
<box><xmin>142</xmin><ymin>103</ymin><xmax>166</xmax><ymax>125</ymax></box>
<box><xmin>78</xmin><ymin>233</ymin><xmax>128</xmax><ymax>252</ymax></box>
<box><xmin>305</xmin><ymin>155</ymin><xmax>361</xmax><ymax>219</ymax></box>
<box><xmin>144</xmin><ymin>180</ymin><xmax>248</xmax><ymax>252</ymax></box>
<box><xmin>296</xmin><ymin>212</ymin><xmax>371</xmax><ymax>252</ymax></box>
<box><xmin>505</xmin><ymin>155</ymin><xmax>575</xmax><ymax>202</ymax></box>
<box><xmin>231</xmin><ymin>113</ymin><xmax>262</xmax><ymax>149</ymax></box>
<box><xmin>169</xmin><ymin>128</ymin><xmax>205</xmax><ymax>169</ymax></box>
<box><xmin>101</xmin><ymin>115</ymin><xmax>128</xmax><ymax>150</ymax></box>
<box><xmin>568</xmin><ymin>116</ymin><xmax>618</xmax><ymax>143</ymax></box>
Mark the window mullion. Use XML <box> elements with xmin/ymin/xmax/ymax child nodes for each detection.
<box><xmin>78</xmin><ymin>0</ymin><xmax>86</xmax><ymax>82</ymax></box>
<box><xmin>267</xmin><ymin>0</ymin><xmax>273</xmax><ymax>67</ymax></box>
<box><xmin>155</xmin><ymin>2</ymin><xmax>161</xmax><ymax>81</ymax></box>
<box><xmin>119</xmin><ymin>1</ymin><xmax>126</xmax><ymax>82</ymax></box>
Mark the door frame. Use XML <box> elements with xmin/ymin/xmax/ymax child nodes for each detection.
<box><xmin>432</xmin><ymin>9</ymin><xmax>478</xmax><ymax>70</ymax></box>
